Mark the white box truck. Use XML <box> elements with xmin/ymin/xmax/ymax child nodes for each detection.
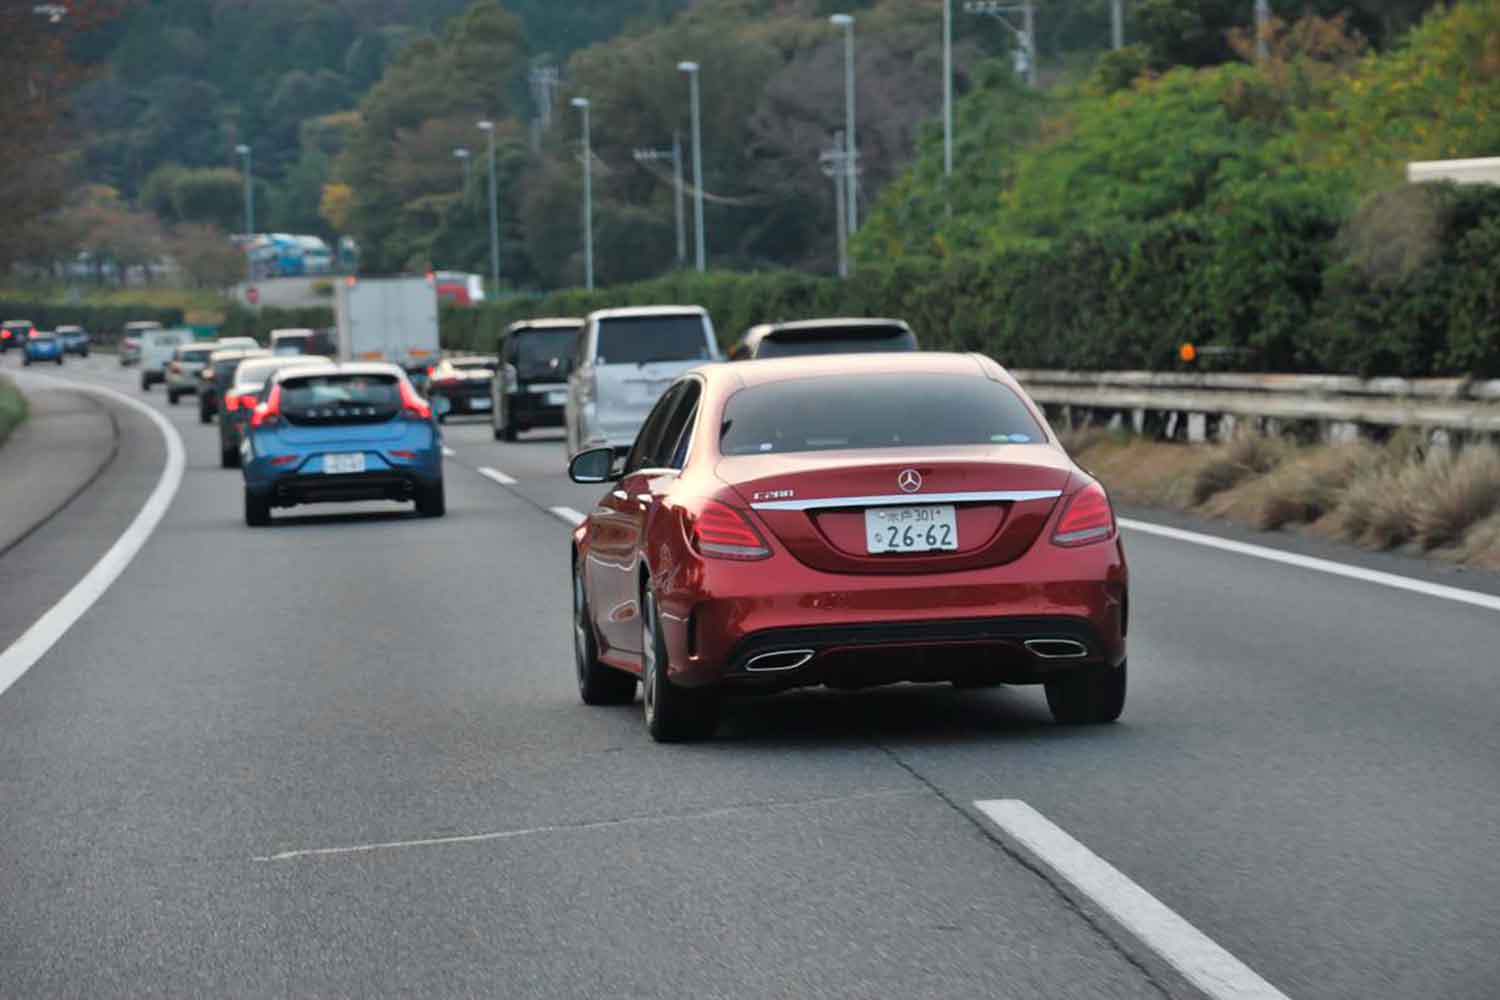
<box><xmin>334</xmin><ymin>275</ymin><xmax>441</xmax><ymax>372</ymax></box>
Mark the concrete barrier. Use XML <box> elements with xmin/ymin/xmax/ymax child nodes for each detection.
<box><xmin>1011</xmin><ymin>370</ymin><xmax>1500</xmax><ymax>442</ymax></box>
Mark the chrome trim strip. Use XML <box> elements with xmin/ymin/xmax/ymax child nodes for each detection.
<box><xmin>750</xmin><ymin>490</ymin><xmax>1062</xmax><ymax>512</ymax></box>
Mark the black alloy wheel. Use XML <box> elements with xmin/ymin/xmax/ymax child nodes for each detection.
<box><xmin>573</xmin><ymin>560</ymin><xmax>636</xmax><ymax>705</ymax></box>
<box><xmin>641</xmin><ymin>589</ymin><xmax>719</xmax><ymax>742</ymax></box>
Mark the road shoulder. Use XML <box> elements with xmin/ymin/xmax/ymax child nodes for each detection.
<box><xmin>0</xmin><ymin>385</ymin><xmax>118</xmax><ymax>557</ymax></box>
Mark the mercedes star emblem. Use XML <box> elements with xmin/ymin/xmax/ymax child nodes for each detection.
<box><xmin>898</xmin><ymin>469</ymin><xmax>923</xmax><ymax>494</ymax></box>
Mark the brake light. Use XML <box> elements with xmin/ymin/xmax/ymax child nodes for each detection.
<box><xmin>390</xmin><ymin>449</ymin><xmax>417</xmax><ymax>460</ymax></box>
<box><xmin>691</xmin><ymin>501</ymin><xmax>772</xmax><ymax>561</ymax></box>
<box><xmin>270</xmin><ymin>455</ymin><xmax>298</xmax><ymax>467</ymax></box>
<box><xmin>0</xmin><ymin>330</ymin><xmax>9</xmax><ymax>339</ymax></box>
<box><xmin>1052</xmin><ymin>481</ymin><xmax>1116</xmax><ymax>547</ymax></box>
<box><xmin>399</xmin><ymin>380</ymin><xmax>431</xmax><ymax>420</ymax></box>
<box><xmin>251</xmin><ymin>385</ymin><xmax>282</xmax><ymax>428</ymax></box>
<box><xmin>427</xmin><ymin>365</ymin><xmax>437</xmax><ymax>377</ymax></box>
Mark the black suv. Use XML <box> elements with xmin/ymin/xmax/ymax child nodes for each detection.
<box><xmin>199</xmin><ymin>348</ymin><xmax>270</xmax><ymax>424</ymax></box>
<box><xmin>491</xmin><ymin>318</ymin><xmax>582</xmax><ymax>441</ymax></box>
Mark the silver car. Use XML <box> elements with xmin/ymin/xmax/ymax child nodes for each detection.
<box><xmin>564</xmin><ymin>306</ymin><xmax>719</xmax><ymax>456</ymax></box>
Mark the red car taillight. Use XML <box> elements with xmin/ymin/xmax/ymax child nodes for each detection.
<box><xmin>399</xmin><ymin>380</ymin><xmax>431</xmax><ymax>420</ymax></box>
<box><xmin>1052</xmin><ymin>481</ymin><xmax>1116</xmax><ymax>547</ymax></box>
<box><xmin>251</xmin><ymin>385</ymin><xmax>282</xmax><ymax>428</ymax></box>
<box><xmin>690</xmin><ymin>501</ymin><xmax>772</xmax><ymax>561</ymax></box>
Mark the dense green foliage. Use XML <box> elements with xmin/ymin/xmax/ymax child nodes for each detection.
<box><xmin>0</xmin><ymin>302</ymin><xmax>184</xmax><ymax>339</ymax></box>
<box><xmin>0</xmin><ymin>375</ymin><xmax>28</xmax><ymax>450</ymax></box>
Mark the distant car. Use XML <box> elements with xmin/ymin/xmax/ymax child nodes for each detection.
<box><xmin>269</xmin><ymin>328</ymin><xmax>336</xmax><ymax>357</ymax></box>
<box><xmin>21</xmin><ymin>330</ymin><xmax>64</xmax><ymax>366</ymax></box>
<box><xmin>198</xmin><ymin>348</ymin><xmax>271</xmax><ymax>424</ymax></box>
<box><xmin>241</xmin><ymin>362</ymin><xmax>444</xmax><ymax>526</ymax></box>
<box><xmin>119</xmin><ymin>320</ymin><xmax>164</xmax><ymax>366</ymax></box>
<box><xmin>139</xmin><ymin>328</ymin><xmax>193</xmax><ymax>390</ymax></box>
<box><xmin>1</xmin><ymin>320</ymin><xmax>35</xmax><ymax>354</ymax></box>
<box><xmin>565</xmin><ymin>306</ymin><xmax>719</xmax><ymax>457</ymax></box>
<box><xmin>729</xmin><ymin>318</ymin><xmax>919</xmax><ymax>361</ymax></box>
<box><xmin>567</xmin><ymin>352</ymin><xmax>1128</xmax><ymax>741</ymax></box>
<box><xmin>426</xmin><ymin>356</ymin><xmax>496</xmax><ymax>423</ymax></box>
<box><xmin>492</xmin><ymin>318</ymin><xmax>581</xmax><ymax>442</ymax></box>
<box><xmin>165</xmin><ymin>343</ymin><xmax>221</xmax><ymax>404</ymax></box>
<box><xmin>217</xmin><ymin>355</ymin><xmax>327</xmax><ymax>468</ymax></box>
<box><xmin>56</xmin><ymin>325</ymin><xmax>90</xmax><ymax>357</ymax></box>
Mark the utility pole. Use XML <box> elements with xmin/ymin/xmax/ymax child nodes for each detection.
<box><xmin>943</xmin><ymin>0</ymin><xmax>953</xmax><ymax>179</ymax></box>
<box><xmin>1255</xmin><ymin>0</ymin><xmax>1271</xmax><ymax>62</ymax></box>
<box><xmin>678</xmin><ymin>61</ymin><xmax>706</xmax><ymax>273</ymax></box>
<box><xmin>571</xmin><ymin>98</ymin><xmax>594</xmax><ymax>291</ymax></box>
<box><xmin>633</xmin><ymin>138</ymin><xmax>687</xmax><ymax>266</ymax></box>
<box><xmin>453</xmin><ymin>147</ymin><xmax>471</xmax><ymax>192</ymax></box>
<box><xmin>964</xmin><ymin>1</ymin><xmax>1037</xmax><ymax>88</ymax></box>
<box><xmin>235</xmin><ymin>144</ymin><xmax>254</xmax><ymax>284</ymax></box>
<box><xmin>820</xmin><ymin>131</ymin><xmax>850</xmax><ymax>279</ymax></box>
<box><xmin>529</xmin><ymin>63</ymin><xmax>560</xmax><ymax>153</ymax></box>
<box><xmin>830</xmin><ymin>14</ymin><xmax>859</xmax><ymax>236</ymax></box>
<box><xmin>477</xmin><ymin>120</ymin><xmax>500</xmax><ymax>295</ymax></box>
<box><xmin>1112</xmin><ymin>0</ymin><xmax>1125</xmax><ymax>50</ymax></box>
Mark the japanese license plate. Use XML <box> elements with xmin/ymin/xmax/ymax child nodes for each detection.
<box><xmin>470</xmin><ymin>396</ymin><xmax>492</xmax><ymax>410</ymax></box>
<box><xmin>865</xmin><ymin>505</ymin><xmax>958</xmax><ymax>554</ymax></box>
<box><xmin>546</xmin><ymin>390</ymin><xmax>568</xmax><ymax>406</ymax></box>
<box><xmin>323</xmin><ymin>453</ymin><xmax>366</xmax><ymax>475</ymax></box>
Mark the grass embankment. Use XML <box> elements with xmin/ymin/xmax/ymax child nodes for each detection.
<box><xmin>1064</xmin><ymin>429</ymin><xmax>1500</xmax><ymax>573</ymax></box>
<box><xmin>0</xmin><ymin>375</ymin><xmax>28</xmax><ymax>449</ymax></box>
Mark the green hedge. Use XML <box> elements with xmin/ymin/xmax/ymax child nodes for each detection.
<box><xmin>0</xmin><ymin>303</ymin><xmax>184</xmax><ymax>343</ymax></box>
<box><xmin>440</xmin><ymin>184</ymin><xmax>1500</xmax><ymax>378</ymax></box>
<box><xmin>216</xmin><ymin>304</ymin><xmax>335</xmax><ymax>344</ymax></box>
<box><xmin>0</xmin><ymin>374</ymin><xmax>27</xmax><ymax>449</ymax></box>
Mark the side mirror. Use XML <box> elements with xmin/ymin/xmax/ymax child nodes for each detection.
<box><xmin>569</xmin><ymin>447</ymin><xmax>620</xmax><ymax>484</ymax></box>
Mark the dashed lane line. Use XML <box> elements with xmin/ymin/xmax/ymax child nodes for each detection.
<box><xmin>478</xmin><ymin>466</ymin><xmax>517</xmax><ymax>486</ymax></box>
<box><xmin>442</xmin><ymin>446</ymin><xmax>456</xmax><ymax>457</ymax></box>
<box><xmin>550</xmin><ymin>506</ymin><xmax>586</xmax><ymax>527</ymax></box>
<box><xmin>975</xmin><ymin>800</ymin><xmax>1290</xmax><ymax>1000</ymax></box>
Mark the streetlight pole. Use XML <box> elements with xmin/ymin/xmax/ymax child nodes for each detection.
<box><xmin>477</xmin><ymin>120</ymin><xmax>500</xmax><ymax>296</ymax></box>
<box><xmin>453</xmin><ymin>147</ymin><xmax>471</xmax><ymax>193</ymax></box>
<box><xmin>964</xmin><ymin>2</ymin><xmax>1038</xmax><ymax>88</ymax></box>
<box><xmin>235</xmin><ymin>143</ymin><xmax>254</xmax><ymax>284</ymax></box>
<box><xmin>1255</xmin><ymin>0</ymin><xmax>1271</xmax><ymax>62</ymax></box>
<box><xmin>678</xmin><ymin>61</ymin><xmax>706</xmax><ymax>273</ymax></box>
<box><xmin>1112</xmin><ymin>0</ymin><xmax>1125</xmax><ymax>50</ymax></box>
<box><xmin>819</xmin><ymin>131</ymin><xmax>849</xmax><ymax>279</ymax></box>
<box><xmin>943</xmin><ymin>0</ymin><xmax>953</xmax><ymax>179</ymax></box>
<box><xmin>571</xmin><ymin>98</ymin><xmax>595</xmax><ymax>291</ymax></box>
<box><xmin>633</xmin><ymin>139</ymin><xmax>687</xmax><ymax>266</ymax></box>
<box><xmin>830</xmin><ymin>14</ymin><xmax>858</xmax><ymax>237</ymax></box>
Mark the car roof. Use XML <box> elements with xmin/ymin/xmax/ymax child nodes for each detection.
<box><xmin>700</xmin><ymin>351</ymin><xmax>1002</xmax><ymax>389</ymax></box>
<box><xmin>234</xmin><ymin>356</ymin><xmax>330</xmax><ymax>381</ymax></box>
<box><xmin>508</xmin><ymin>317</ymin><xmax>583</xmax><ymax>332</ymax></box>
<box><xmin>3</xmin><ymin>319</ymin><xmax>34</xmax><ymax>326</ymax></box>
<box><xmin>587</xmin><ymin>305</ymin><xmax>708</xmax><ymax>321</ymax></box>
<box><xmin>210</xmin><ymin>348</ymin><xmax>270</xmax><ymax>362</ymax></box>
<box><xmin>442</xmin><ymin>356</ymin><xmax>495</xmax><ymax>365</ymax></box>
<box><xmin>56</xmin><ymin>325</ymin><xmax>84</xmax><ymax>331</ymax></box>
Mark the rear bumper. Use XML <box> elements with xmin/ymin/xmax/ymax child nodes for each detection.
<box><xmin>254</xmin><ymin>470</ymin><xmax>441</xmax><ymax>508</ymax></box>
<box><xmin>434</xmin><ymin>389</ymin><xmax>492</xmax><ymax>415</ymax></box>
<box><xmin>506</xmin><ymin>391</ymin><xmax>565</xmax><ymax>428</ymax></box>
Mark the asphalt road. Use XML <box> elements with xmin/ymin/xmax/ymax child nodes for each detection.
<box><xmin>2</xmin><ymin>352</ymin><xmax>1497</xmax><ymax>999</ymax></box>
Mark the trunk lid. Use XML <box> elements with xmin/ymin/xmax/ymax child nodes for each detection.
<box><xmin>718</xmin><ymin>446</ymin><xmax>1073</xmax><ymax>574</ymax></box>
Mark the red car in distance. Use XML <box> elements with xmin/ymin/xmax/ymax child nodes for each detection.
<box><xmin>568</xmin><ymin>353</ymin><xmax>1129</xmax><ymax>741</ymax></box>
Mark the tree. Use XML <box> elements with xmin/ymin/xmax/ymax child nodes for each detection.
<box><xmin>173</xmin><ymin>224</ymin><xmax>245</xmax><ymax>289</ymax></box>
<box><xmin>171</xmin><ymin>168</ymin><xmax>247</xmax><ymax>231</ymax></box>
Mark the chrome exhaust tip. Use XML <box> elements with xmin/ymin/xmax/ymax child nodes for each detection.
<box><xmin>1024</xmin><ymin>639</ymin><xmax>1090</xmax><ymax>660</ymax></box>
<box><xmin>745</xmin><ymin>649</ymin><xmax>815</xmax><ymax>673</ymax></box>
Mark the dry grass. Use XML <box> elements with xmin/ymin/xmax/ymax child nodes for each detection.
<box><xmin>1411</xmin><ymin>446</ymin><xmax>1500</xmax><ymax>550</ymax></box>
<box><xmin>1256</xmin><ymin>441</ymin><xmax>1377</xmax><ymax>530</ymax></box>
<box><xmin>1191</xmin><ymin>433</ymin><xmax>1293</xmax><ymax>504</ymax></box>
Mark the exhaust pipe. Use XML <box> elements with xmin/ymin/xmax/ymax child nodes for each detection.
<box><xmin>745</xmin><ymin>649</ymin><xmax>815</xmax><ymax>673</ymax></box>
<box><xmin>1024</xmin><ymin>639</ymin><xmax>1089</xmax><ymax>660</ymax></box>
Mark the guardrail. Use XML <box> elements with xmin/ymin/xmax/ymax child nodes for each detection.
<box><xmin>1011</xmin><ymin>370</ymin><xmax>1500</xmax><ymax>441</ymax></box>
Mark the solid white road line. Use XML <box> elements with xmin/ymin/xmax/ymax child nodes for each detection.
<box><xmin>478</xmin><ymin>466</ymin><xmax>517</xmax><ymax>486</ymax></box>
<box><xmin>0</xmin><ymin>377</ymin><xmax>185</xmax><ymax>700</ymax></box>
<box><xmin>1120</xmin><ymin>517</ymin><xmax>1500</xmax><ymax>614</ymax></box>
<box><xmin>550</xmin><ymin>506</ymin><xmax>586</xmax><ymax>527</ymax></box>
<box><xmin>975</xmin><ymin>800</ymin><xmax>1290</xmax><ymax>1000</ymax></box>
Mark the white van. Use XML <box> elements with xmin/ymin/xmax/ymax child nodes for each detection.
<box><xmin>565</xmin><ymin>306</ymin><xmax>719</xmax><ymax>456</ymax></box>
<box><xmin>139</xmin><ymin>328</ymin><xmax>193</xmax><ymax>390</ymax></box>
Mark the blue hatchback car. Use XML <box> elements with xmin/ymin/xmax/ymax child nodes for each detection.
<box><xmin>241</xmin><ymin>362</ymin><xmax>445</xmax><ymax>526</ymax></box>
<box><xmin>22</xmin><ymin>331</ymin><xmax>64</xmax><ymax>366</ymax></box>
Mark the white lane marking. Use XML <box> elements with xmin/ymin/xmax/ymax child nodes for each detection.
<box><xmin>1120</xmin><ymin>517</ymin><xmax>1500</xmax><ymax>614</ymax></box>
<box><xmin>441</xmin><ymin>446</ymin><xmax>456</xmax><ymax>457</ymax></box>
<box><xmin>478</xmin><ymin>466</ymin><xmax>517</xmax><ymax>486</ymax></box>
<box><xmin>551</xmin><ymin>506</ymin><xmax>586</xmax><ymax>527</ymax></box>
<box><xmin>0</xmin><ymin>377</ymin><xmax>185</xmax><ymax>700</ymax></box>
<box><xmin>976</xmin><ymin>800</ymin><xmax>1290</xmax><ymax>1000</ymax></box>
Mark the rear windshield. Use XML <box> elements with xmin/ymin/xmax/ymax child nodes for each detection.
<box><xmin>719</xmin><ymin>373</ymin><xmax>1045</xmax><ymax>456</ymax></box>
<box><xmin>280</xmin><ymin>374</ymin><xmax>401</xmax><ymax>422</ymax></box>
<box><xmin>147</xmin><ymin>332</ymin><xmax>185</xmax><ymax>347</ymax></box>
<box><xmin>756</xmin><ymin>327</ymin><xmax>916</xmax><ymax>359</ymax></box>
<box><xmin>595</xmin><ymin>316</ymin><xmax>711</xmax><ymax>366</ymax></box>
<box><xmin>233</xmin><ymin>360</ymin><xmax>317</xmax><ymax>389</ymax></box>
<box><xmin>179</xmin><ymin>347</ymin><xmax>214</xmax><ymax>363</ymax></box>
<box><xmin>514</xmin><ymin>329</ymin><xmax>577</xmax><ymax>373</ymax></box>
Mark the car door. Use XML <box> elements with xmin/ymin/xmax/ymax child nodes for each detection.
<box><xmin>589</xmin><ymin>381</ymin><xmax>694</xmax><ymax>658</ymax></box>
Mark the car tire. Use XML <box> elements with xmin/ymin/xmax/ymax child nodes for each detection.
<box><xmin>56</xmin><ymin>356</ymin><xmax>64</xmax><ymax>366</ymax></box>
<box><xmin>244</xmin><ymin>489</ymin><xmax>271</xmax><ymax>527</ymax></box>
<box><xmin>167</xmin><ymin>389</ymin><xmax>180</xmax><ymax>404</ymax></box>
<box><xmin>574</xmin><ymin>560</ymin><xmax>636</xmax><ymax>706</ymax></box>
<box><xmin>641</xmin><ymin>589</ymin><xmax>719</xmax><ymax>742</ymax></box>
<box><xmin>502</xmin><ymin>421</ymin><xmax>518</xmax><ymax>442</ymax></box>
<box><xmin>140</xmin><ymin>373</ymin><xmax>150</xmax><ymax>391</ymax></box>
<box><xmin>492</xmin><ymin>422</ymin><xmax>505</xmax><ymax>441</ymax></box>
<box><xmin>81</xmin><ymin>349</ymin><xmax>89</xmax><ymax>358</ymax></box>
<box><xmin>416</xmin><ymin>479</ymin><xmax>446</xmax><ymax>518</ymax></box>
<box><xmin>220</xmin><ymin>444</ymin><xmax>240</xmax><ymax>469</ymax></box>
<box><xmin>199</xmin><ymin>404</ymin><xmax>212</xmax><ymax>425</ymax></box>
<box><xmin>1044</xmin><ymin>661</ymin><xmax>1127</xmax><ymax>725</ymax></box>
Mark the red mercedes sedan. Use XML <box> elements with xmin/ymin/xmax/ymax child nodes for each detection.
<box><xmin>568</xmin><ymin>353</ymin><xmax>1128</xmax><ymax>741</ymax></box>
